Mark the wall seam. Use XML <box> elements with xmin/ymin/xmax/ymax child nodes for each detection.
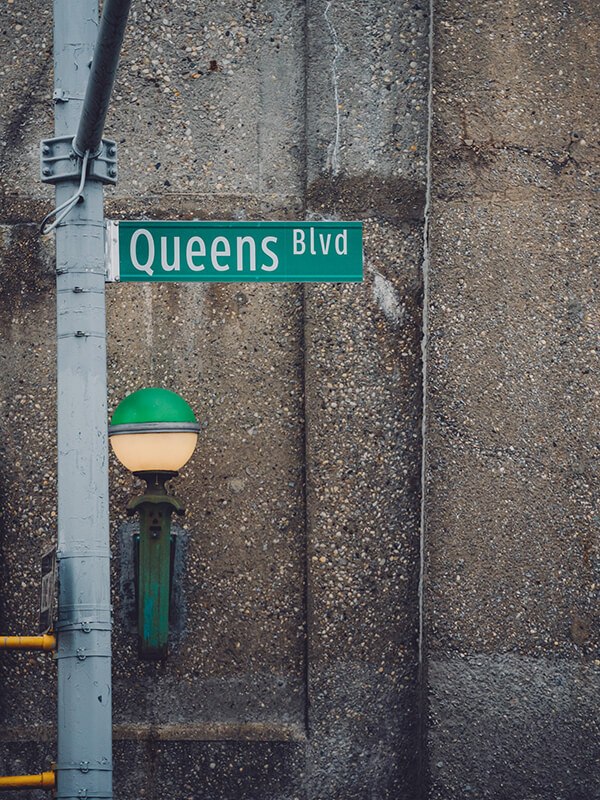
<box><xmin>301</xmin><ymin>0</ymin><xmax>312</xmax><ymax>759</ymax></box>
<box><xmin>417</xmin><ymin>0</ymin><xmax>435</xmax><ymax>796</ymax></box>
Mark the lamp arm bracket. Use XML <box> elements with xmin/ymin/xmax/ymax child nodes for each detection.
<box><xmin>126</xmin><ymin>494</ymin><xmax>185</xmax><ymax>516</ymax></box>
<box><xmin>40</xmin><ymin>135</ymin><xmax>117</xmax><ymax>184</ymax></box>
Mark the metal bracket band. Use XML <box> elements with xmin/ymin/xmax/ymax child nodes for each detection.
<box><xmin>57</xmin><ymin>604</ymin><xmax>112</xmax><ymax>615</ymax></box>
<box><xmin>56</xmin><ymin>550</ymin><xmax>111</xmax><ymax>560</ymax></box>
<box><xmin>53</xmin><ymin>88</ymin><xmax>86</xmax><ymax>103</ymax></box>
<box><xmin>40</xmin><ymin>136</ymin><xmax>117</xmax><ymax>185</ymax></box>
<box><xmin>54</xmin><ymin>648</ymin><xmax>111</xmax><ymax>661</ymax></box>
<box><xmin>55</xmin><ymin>620</ymin><xmax>112</xmax><ymax>633</ymax></box>
<box><xmin>57</xmin><ymin>606</ymin><xmax>112</xmax><ymax>622</ymax></box>
<box><xmin>57</xmin><ymin>332</ymin><xmax>108</xmax><ymax>340</ymax></box>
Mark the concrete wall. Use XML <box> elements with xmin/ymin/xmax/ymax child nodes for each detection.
<box><xmin>424</xmin><ymin>1</ymin><xmax>600</xmax><ymax>797</ymax></box>
<box><xmin>0</xmin><ymin>1</ymin><xmax>426</xmax><ymax>798</ymax></box>
<box><xmin>0</xmin><ymin>1</ymin><xmax>598</xmax><ymax>798</ymax></box>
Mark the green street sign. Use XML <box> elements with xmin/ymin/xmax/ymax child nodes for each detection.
<box><xmin>106</xmin><ymin>220</ymin><xmax>362</xmax><ymax>283</ymax></box>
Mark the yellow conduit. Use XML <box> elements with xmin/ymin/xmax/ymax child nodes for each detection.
<box><xmin>0</xmin><ymin>635</ymin><xmax>56</xmax><ymax>651</ymax></box>
<box><xmin>0</xmin><ymin>771</ymin><xmax>55</xmax><ymax>790</ymax></box>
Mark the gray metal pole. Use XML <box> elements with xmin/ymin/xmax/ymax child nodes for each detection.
<box><xmin>54</xmin><ymin>2</ymin><xmax>112</xmax><ymax>798</ymax></box>
<box><xmin>73</xmin><ymin>0</ymin><xmax>133</xmax><ymax>157</ymax></box>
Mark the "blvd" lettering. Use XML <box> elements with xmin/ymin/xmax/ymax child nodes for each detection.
<box><xmin>293</xmin><ymin>227</ymin><xmax>348</xmax><ymax>256</ymax></box>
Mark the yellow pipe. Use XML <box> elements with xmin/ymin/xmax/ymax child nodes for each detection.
<box><xmin>0</xmin><ymin>635</ymin><xmax>56</xmax><ymax>651</ymax></box>
<box><xmin>0</xmin><ymin>771</ymin><xmax>55</xmax><ymax>790</ymax></box>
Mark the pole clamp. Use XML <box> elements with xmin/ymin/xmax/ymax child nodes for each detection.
<box><xmin>55</xmin><ymin>619</ymin><xmax>111</xmax><ymax>633</ymax></box>
<box><xmin>54</xmin><ymin>647</ymin><xmax>111</xmax><ymax>661</ymax></box>
<box><xmin>40</xmin><ymin>135</ymin><xmax>117</xmax><ymax>185</ymax></box>
<box><xmin>53</xmin><ymin>88</ymin><xmax>85</xmax><ymax>103</ymax></box>
<box><xmin>56</xmin><ymin>549</ymin><xmax>111</xmax><ymax>560</ymax></box>
<box><xmin>55</xmin><ymin>620</ymin><xmax>111</xmax><ymax>633</ymax></box>
<box><xmin>56</xmin><ymin>761</ymin><xmax>112</xmax><ymax>773</ymax></box>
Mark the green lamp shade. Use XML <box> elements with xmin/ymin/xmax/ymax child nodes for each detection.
<box><xmin>109</xmin><ymin>388</ymin><xmax>200</xmax><ymax>473</ymax></box>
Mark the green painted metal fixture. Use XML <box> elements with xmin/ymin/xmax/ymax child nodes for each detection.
<box><xmin>109</xmin><ymin>388</ymin><xmax>200</xmax><ymax>660</ymax></box>
<box><xmin>127</xmin><ymin>476</ymin><xmax>183</xmax><ymax>660</ymax></box>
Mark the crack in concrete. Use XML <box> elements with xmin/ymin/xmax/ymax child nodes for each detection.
<box><xmin>324</xmin><ymin>1</ymin><xmax>342</xmax><ymax>176</ymax></box>
<box><xmin>419</xmin><ymin>0</ymin><xmax>435</xmax><ymax>673</ymax></box>
<box><xmin>418</xmin><ymin>0</ymin><xmax>435</xmax><ymax>795</ymax></box>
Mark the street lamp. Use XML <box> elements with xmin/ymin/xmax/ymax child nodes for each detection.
<box><xmin>109</xmin><ymin>388</ymin><xmax>200</xmax><ymax>659</ymax></box>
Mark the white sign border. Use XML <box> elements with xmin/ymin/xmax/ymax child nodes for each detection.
<box><xmin>105</xmin><ymin>220</ymin><xmax>120</xmax><ymax>282</ymax></box>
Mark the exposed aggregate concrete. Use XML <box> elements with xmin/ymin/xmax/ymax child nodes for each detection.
<box><xmin>2</xmin><ymin>0</ymin><xmax>599</xmax><ymax>798</ymax></box>
<box><xmin>0</xmin><ymin>0</ymin><xmax>427</xmax><ymax>798</ymax></box>
<box><xmin>425</xmin><ymin>1</ymin><xmax>600</xmax><ymax>797</ymax></box>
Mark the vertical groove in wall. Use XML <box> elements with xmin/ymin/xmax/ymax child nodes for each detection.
<box><xmin>300</xmin><ymin>0</ymin><xmax>312</xmax><ymax>746</ymax></box>
<box><xmin>418</xmin><ymin>0</ymin><xmax>435</xmax><ymax>796</ymax></box>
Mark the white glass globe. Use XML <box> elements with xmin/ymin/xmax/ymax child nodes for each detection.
<box><xmin>110</xmin><ymin>430</ymin><xmax>198</xmax><ymax>473</ymax></box>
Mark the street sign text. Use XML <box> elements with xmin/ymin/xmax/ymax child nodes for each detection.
<box><xmin>106</xmin><ymin>220</ymin><xmax>363</xmax><ymax>283</ymax></box>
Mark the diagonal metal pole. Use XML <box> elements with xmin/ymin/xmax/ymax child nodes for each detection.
<box><xmin>73</xmin><ymin>0</ymin><xmax>132</xmax><ymax>158</ymax></box>
<box><xmin>51</xmin><ymin>1</ymin><xmax>130</xmax><ymax>797</ymax></box>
